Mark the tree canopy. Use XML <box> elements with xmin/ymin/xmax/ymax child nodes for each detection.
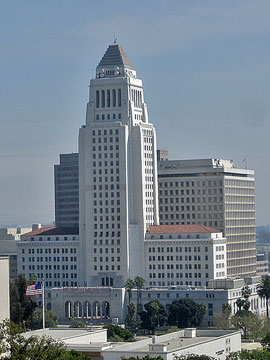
<box><xmin>28</xmin><ymin>309</ymin><xmax>58</xmax><ymax>330</ymax></box>
<box><xmin>257</xmin><ymin>275</ymin><xmax>270</xmax><ymax>318</ymax></box>
<box><xmin>139</xmin><ymin>301</ymin><xmax>167</xmax><ymax>333</ymax></box>
<box><xmin>125</xmin><ymin>278</ymin><xmax>134</xmax><ymax>305</ymax></box>
<box><xmin>0</xmin><ymin>320</ymin><xmax>90</xmax><ymax>359</ymax></box>
<box><xmin>227</xmin><ymin>349</ymin><xmax>270</xmax><ymax>360</ymax></box>
<box><xmin>10</xmin><ymin>274</ymin><xmax>37</xmax><ymax>327</ymax></box>
<box><xmin>168</xmin><ymin>298</ymin><xmax>206</xmax><ymax>328</ymax></box>
<box><xmin>104</xmin><ymin>324</ymin><xmax>134</xmax><ymax>342</ymax></box>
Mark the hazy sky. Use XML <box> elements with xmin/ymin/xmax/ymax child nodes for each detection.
<box><xmin>0</xmin><ymin>0</ymin><xmax>269</xmax><ymax>226</ymax></box>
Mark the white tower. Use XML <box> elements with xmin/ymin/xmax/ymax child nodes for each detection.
<box><xmin>79</xmin><ymin>43</ymin><xmax>159</xmax><ymax>287</ymax></box>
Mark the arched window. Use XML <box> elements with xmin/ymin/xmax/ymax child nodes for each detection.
<box><xmin>113</xmin><ymin>89</ymin><xmax>116</xmax><ymax>107</ymax></box>
<box><xmin>96</xmin><ymin>90</ymin><xmax>100</xmax><ymax>108</ymax></box>
<box><xmin>65</xmin><ymin>301</ymin><xmax>71</xmax><ymax>318</ymax></box>
<box><xmin>101</xmin><ymin>90</ymin><xmax>105</xmax><ymax>108</ymax></box>
<box><xmin>118</xmin><ymin>89</ymin><xmax>121</xmax><ymax>107</ymax></box>
<box><xmin>83</xmin><ymin>301</ymin><xmax>91</xmax><ymax>318</ymax></box>
<box><xmin>74</xmin><ymin>301</ymin><xmax>82</xmax><ymax>318</ymax></box>
<box><xmin>107</xmin><ymin>90</ymin><xmax>111</xmax><ymax>107</ymax></box>
<box><xmin>93</xmin><ymin>301</ymin><xmax>101</xmax><ymax>317</ymax></box>
<box><xmin>102</xmin><ymin>301</ymin><xmax>110</xmax><ymax>318</ymax></box>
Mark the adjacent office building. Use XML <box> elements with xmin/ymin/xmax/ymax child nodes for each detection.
<box><xmin>17</xmin><ymin>227</ymin><xmax>79</xmax><ymax>288</ymax></box>
<box><xmin>158</xmin><ymin>158</ymin><xmax>256</xmax><ymax>278</ymax></box>
<box><xmin>79</xmin><ymin>42</ymin><xmax>159</xmax><ymax>287</ymax></box>
<box><xmin>54</xmin><ymin>153</ymin><xmax>79</xmax><ymax>227</ymax></box>
<box><xmin>0</xmin><ymin>226</ymin><xmax>32</xmax><ymax>279</ymax></box>
<box><xmin>145</xmin><ymin>224</ymin><xmax>227</xmax><ymax>288</ymax></box>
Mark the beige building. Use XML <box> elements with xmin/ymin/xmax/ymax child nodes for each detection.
<box><xmin>17</xmin><ymin>227</ymin><xmax>79</xmax><ymax>289</ymax></box>
<box><xmin>0</xmin><ymin>257</ymin><xmax>10</xmax><ymax>321</ymax></box>
<box><xmin>158</xmin><ymin>158</ymin><xmax>256</xmax><ymax>278</ymax></box>
<box><xmin>145</xmin><ymin>224</ymin><xmax>227</xmax><ymax>288</ymax></box>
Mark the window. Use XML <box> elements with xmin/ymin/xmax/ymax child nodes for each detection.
<box><xmin>113</xmin><ymin>89</ymin><xmax>116</xmax><ymax>107</ymax></box>
<box><xmin>118</xmin><ymin>89</ymin><xmax>121</xmax><ymax>106</ymax></box>
<box><xmin>101</xmin><ymin>90</ymin><xmax>105</xmax><ymax>107</ymax></box>
<box><xmin>96</xmin><ymin>90</ymin><xmax>99</xmax><ymax>108</ymax></box>
<box><xmin>107</xmin><ymin>90</ymin><xmax>110</xmax><ymax>107</ymax></box>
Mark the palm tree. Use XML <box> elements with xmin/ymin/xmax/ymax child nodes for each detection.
<box><xmin>148</xmin><ymin>301</ymin><xmax>160</xmax><ymax>335</ymax></box>
<box><xmin>257</xmin><ymin>275</ymin><xmax>270</xmax><ymax>317</ymax></box>
<box><xmin>134</xmin><ymin>276</ymin><xmax>145</xmax><ymax>317</ymax></box>
<box><xmin>124</xmin><ymin>278</ymin><xmax>134</xmax><ymax>305</ymax></box>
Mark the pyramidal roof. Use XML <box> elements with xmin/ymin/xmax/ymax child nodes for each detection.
<box><xmin>98</xmin><ymin>43</ymin><xmax>135</xmax><ymax>69</ymax></box>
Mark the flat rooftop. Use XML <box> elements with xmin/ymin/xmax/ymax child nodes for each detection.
<box><xmin>137</xmin><ymin>335</ymin><xmax>216</xmax><ymax>352</ymax></box>
<box><xmin>22</xmin><ymin>327</ymin><xmax>105</xmax><ymax>340</ymax></box>
<box><xmin>158</xmin><ymin>158</ymin><xmax>254</xmax><ymax>176</ymax></box>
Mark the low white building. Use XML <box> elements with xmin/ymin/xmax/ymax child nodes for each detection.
<box><xmin>145</xmin><ymin>224</ymin><xmax>227</xmax><ymax>287</ymax></box>
<box><xmin>0</xmin><ymin>257</ymin><xmax>10</xmax><ymax>322</ymax></box>
<box><xmin>102</xmin><ymin>329</ymin><xmax>241</xmax><ymax>360</ymax></box>
<box><xmin>17</xmin><ymin>227</ymin><xmax>79</xmax><ymax>288</ymax></box>
<box><xmin>21</xmin><ymin>326</ymin><xmax>241</xmax><ymax>360</ymax></box>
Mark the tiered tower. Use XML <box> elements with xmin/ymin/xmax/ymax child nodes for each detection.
<box><xmin>79</xmin><ymin>43</ymin><xmax>159</xmax><ymax>287</ymax></box>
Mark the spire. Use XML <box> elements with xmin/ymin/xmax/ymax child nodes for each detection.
<box><xmin>97</xmin><ymin>43</ymin><xmax>135</xmax><ymax>70</ymax></box>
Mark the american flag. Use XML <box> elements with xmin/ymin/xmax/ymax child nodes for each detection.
<box><xmin>26</xmin><ymin>283</ymin><xmax>42</xmax><ymax>296</ymax></box>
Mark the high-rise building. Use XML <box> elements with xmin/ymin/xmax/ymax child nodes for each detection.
<box><xmin>158</xmin><ymin>158</ymin><xmax>256</xmax><ymax>277</ymax></box>
<box><xmin>54</xmin><ymin>153</ymin><xmax>79</xmax><ymax>227</ymax></box>
<box><xmin>79</xmin><ymin>43</ymin><xmax>159</xmax><ymax>287</ymax></box>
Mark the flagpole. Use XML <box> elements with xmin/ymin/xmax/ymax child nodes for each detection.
<box><xmin>42</xmin><ymin>278</ymin><xmax>45</xmax><ymax>335</ymax></box>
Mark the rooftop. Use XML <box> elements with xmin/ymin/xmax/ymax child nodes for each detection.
<box><xmin>22</xmin><ymin>327</ymin><xmax>106</xmax><ymax>340</ymax></box>
<box><xmin>146</xmin><ymin>224</ymin><xmax>221</xmax><ymax>234</ymax></box>
<box><xmin>97</xmin><ymin>43</ymin><xmax>134</xmax><ymax>69</ymax></box>
<box><xmin>21</xmin><ymin>227</ymin><xmax>79</xmax><ymax>237</ymax></box>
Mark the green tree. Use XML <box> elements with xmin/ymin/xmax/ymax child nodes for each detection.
<box><xmin>134</xmin><ymin>276</ymin><xmax>145</xmax><ymax>315</ymax></box>
<box><xmin>174</xmin><ymin>355</ymin><xmax>215</xmax><ymax>360</ymax></box>
<box><xmin>261</xmin><ymin>332</ymin><xmax>270</xmax><ymax>351</ymax></box>
<box><xmin>10</xmin><ymin>274</ymin><xmax>37</xmax><ymax>327</ymax></box>
<box><xmin>257</xmin><ymin>275</ymin><xmax>270</xmax><ymax>318</ymax></box>
<box><xmin>241</xmin><ymin>286</ymin><xmax>252</xmax><ymax>311</ymax></box>
<box><xmin>168</xmin><ymin>299</ymin><xmax>206</xmax><ymax>328</ymax></box>
<box><xmin>125</xmin><ymin>278</ymin><xmax>134</xmax><ymax>305</ymax></box>
<box><xmin>213</xmin><ymin>303</ymin><xmax>232</xmax><ymax>330</ymax></box>
<box><xmin>227</xmin><ymin>349</ymin><xmax>270</xmax><ymax>359</ymax></box>
<box><xmin>231</xmin><ymin>310</ymin><xmax>262</xmax><ymax>338</ymax></box>
<box><xmin>104</xmin><ymin>324</ymin><xmax>134</xmax><ymax>342</ymax></box>
<box><xmin>0</xmin><ymin>320</ymin><xmax>90</xmax><ymax>359</ymax></box>
<box><xmin>27</xmin><ymin>308</ymin><xmax>58</xmax><ymax>330</ymax></box>
<box><xmin>125</xmin><ymin>303</ymin><xmax>140</xmax><ymax>333</ymax></box>
<box><xmin>70</xmin><ymin>319</ymin><xmax>87</xmax><ymax>328</ymax></box>
<box><xmin>139</xmin><ymin>301</ymin><xmax>167</xmax><ymax>333</ymax></box>
<box><xmin>27</xmin><ymin>274</ymin><xmax>38</xmax><ymax>285</ymax></box>
<box><xmin>236</xmin><ymin>298</ymin><xmax>245</xmax><ymax>312</ymax></box>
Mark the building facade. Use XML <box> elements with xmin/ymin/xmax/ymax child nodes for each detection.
<box><xmin>54</xmin><ymin>153</ymin><xmax>79</xmax><ymax>227</ymax></box>
<box><xmin>158</xmin><ymin>159</ymin><xmax>256</xmax><ymax>277</ymax></box>
<box><xmin>0</xmin><ymin>226</ymin><xmax>32</xmax><ymax>280</ymax></box>
<box><xmin>145</xmin><ymin>224</ymin><xmax>227</xmax><ymax>288</ymax></box>
<box><xmin>17</xmin><ymin>227</ymin><xmax>79</xmax><ymax>288</ymax></box>
<box><xmin>51</xmin><ymin>276</ymin><xmax>264</xmax><ymax>328</ymax></box>
<box><xmin>79</xmin><ymin>42</ymin><xmax>159</xmax><ymax>287</ymax></box>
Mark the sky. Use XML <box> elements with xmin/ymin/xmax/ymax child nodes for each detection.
<box><xmin>0</xmin><ymin>0</ymin><xmax>269</xmax><ymax>226</ymax></box>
